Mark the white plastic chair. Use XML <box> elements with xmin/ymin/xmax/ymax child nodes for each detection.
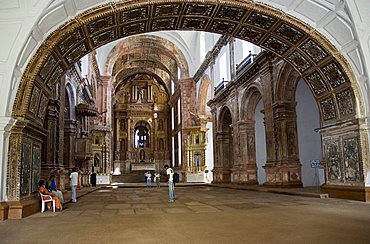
<box><xmin>39</xmin><ymin>192</ymin><xmax>55</xmax><ymax>213</ymax></box>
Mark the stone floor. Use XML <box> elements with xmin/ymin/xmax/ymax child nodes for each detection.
<box><xmin>1</xmin><ymin>186</ymin><xmax>370</xmax><ymax>244</ymax></box>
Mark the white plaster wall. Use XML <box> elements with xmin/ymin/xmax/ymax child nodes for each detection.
<box><xmin>295</xmin><ymin>79</ymin><xmax>324</xmax><ymax>186</ymax></box>
<box><xmin>255</xmin><ymin>99</ymin><xmax>266</xmax><ymax>185</ymax></box>
<box><xmin>205</xmin><ymin>121</ymin><xmax>214</xmax><ymax>182</ymax></box>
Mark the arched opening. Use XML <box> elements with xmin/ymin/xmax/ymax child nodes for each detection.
<box><xmin>3</xmin><ymin>0</ymin><xmax>369</xmax><ymax>221</ymax></box>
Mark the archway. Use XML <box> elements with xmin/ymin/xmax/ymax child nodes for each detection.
<box><xmin>5</xmin><ymin>1</ymin><xmax>369</xmax><ymax>219</ymax></box>
<box><xmin>215</xmin><ymin>106</ymin><xmax>233</xmax><ymax>183</ymax></box>
<box><xmin>240</xmin><ymin>86</ymin><xmax>265</xmax><ymax>185</ymax></box>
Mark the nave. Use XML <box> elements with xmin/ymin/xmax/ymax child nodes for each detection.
<box><xmin>1</xmin><ymin>186</ymin><xmax>370</xmax><ymax>244</ymax></box>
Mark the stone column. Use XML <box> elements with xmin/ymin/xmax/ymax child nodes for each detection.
<box><xmin>264</xmin><ymin>101</ymin><xmax>302</xmax><ymax>187</ymax></box>
<box><xmin>7</xmin><ymin>119</ymin><xmax>28</xmax><ymax>202</ymax></box>
<box><xmin>0</xmin><ymin>117</ymin><xmax>16</xmax><ymax>220</ymax></box>
<box><xmin>259</xmin><ymin>62</ymin><xmax>276</xmax><ymax>164</ymax></box>
<box><xmin>233</xmin><ymin>120</ymin><xmax>258</xmax><ymax>184</ymax></box>
<box><xmin>64</xmin><ymin>120</ymin><xmax>77</xmax><ymax>169</ymax></box>
<box><xmin>44</xmin><ymin>99</ymin><xmax>60</xmax><ymax>169</ymax></box>
<box><xmin>320</xmin><ymin>119</ymin><xmax>369</xmax><ymax>201</ymax></box>
<box><xmin>180</xmin><ymin>78</ymin><xmax>197</xmax><ymax>175</ymax></box>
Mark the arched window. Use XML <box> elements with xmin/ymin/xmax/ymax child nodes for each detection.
<box><xmin>134</xmin><ymin>126</ymin><xmax>149</xmax><ymax>148</ymax></box>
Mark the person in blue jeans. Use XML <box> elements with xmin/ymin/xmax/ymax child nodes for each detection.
<box><xmin>164</xmin><ymin>165</ymin><xmax>175</xmax><ymax>202</ymax></box>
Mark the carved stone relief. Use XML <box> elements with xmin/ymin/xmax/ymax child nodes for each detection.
<box><xmin>321</xmin><ymin>62</ymin><xmax>347</xmax><ymax>89</ymax></box>
<box><xmin>305</xmin><ymin>72</ymin><xmax>327</xmax><ymax>96</ymax></box>
<box><xmin>336</xmin><ymin>88</ymin><xmax>355</xmax><ymax>117</ymax></box>
<box><xmin>287</xmin><ymin>51</ymin><xmax>312</xmax><ymax>72</ymax></box>
<box><xmin>20</xmin><ymin>142</ymin><xmax>32</xmax><ymax>195</ymax></box>
<box><xmin>343</xmin><ymin>137</ymin><xmax>360</xmax><ymax>182</ymax></box>
<box><xmin>301</xmin><ymin>39</ymin><xmax>328</xmax><ymax>63</ymax></box>
<box><xmin>31</xmin><ymin>145</ymin><xmax>41</xmax><ymax>193</ymax></box>
<box><xmin>274</xmin><ymin>23</ymin><xmax>304</xmax><ymax>44</ymax></box>
<box><xmin>326</xmin><ymin>140</ymin><xmax>342</xmax><ymax>182</ymax></box>
<box><xmin>320</xmin><ymin>96</ymin><xmax>337</xmax><ymax>121</ymax></box>
<box><xmin>37</xmin><ymin>94</ymin><xmax>49</xmax><ymax>120</ymax></box>
<box><xmin>29</xmin><ymin>86</ymin><xmax>41</xmax><ymax>114</ymax></box>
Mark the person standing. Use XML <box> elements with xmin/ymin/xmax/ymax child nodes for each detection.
<box><xmin>145</xmin><ymin>171</ymin><xmax>152</xmax><ymax>188</ymax></box>
<box><xmin>164</xmin><ymin>165</ymin><xmax>175</xmax><ymax>202</ymax></box>
<box><xmin>70</xmin><ymin>167</ymin><xmax>78</xmax><ymax>203</ymax></box>
<box><xmin>154</xmin><ymin>172</ymin><xmax>161</xmax><ymax>188</ymax></box>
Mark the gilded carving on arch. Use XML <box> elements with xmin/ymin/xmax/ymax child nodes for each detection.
<box><xmin>210</xmin><ymin>20</ymin><xmax>237</xmax><ymax>34</ymax></box>
<box><xmin>305</xmin><ymin>72</ymin><xmax>327</xmax><ymax>96</ymax></box>
<box><xmin>301</xmin><ymin>39</ymin><xmax>328</xmax><ymax>63</ymax></box>
<box><xmin>121</xmin><ymin>22</ymin><xmax>146</xmax><ymax>36</ymax></box>
<box><xmin>236</xmin><ymin>26</ymin><xmax>264</xmax><ymax>43</ymax></box>
<box><xmin>216</xmin><ymin>6</ymin><xmax>246</xmax><ymax>21</ymax></box>
<box><xmin>274</xmin><ymin>23</ymin><xmax>304</xmax><ymax>44</ymax></box>
<box><xmin>91</xmin><ymin>29</ymin><xmax>116</xmax><ymax>48</ymax></box>
<box><xmin>185</xmin><ymin>3</ymin><xmax>215</xmax><ymax>16</ymax></box>
<box><xmin>153</xmin><ymin>4</ymin><xmax>181</xmax><ymax>17</ymax></box>
<box><xmin>287</xmin><ymin>51</ymin><xmax>311</xmax><ymax>72</ymax></box>
<box><xmin>120</xmin><ymin>7</ymin><xmax>148</xmax><ymax>23</ymax></box>
<box><xmin>180</xmin><ymin>17</ymin><xmax>208</xmax><ymax>30</ymax></box>
<box><xmin>246</xmin><ymin>12</ymin><xmax>276</xmax><ymax>30</ymax></box>
<box><xmin>37</xmin><ymin>94</ymin><xmax>49</xmax><ymax>119</ymax></box>
<box><xmin>86</xmin><ymin>15</ymin><xmax>114</xmax><ymax>34</ymax></box>
<box><xmin>320</xmin><ymin>96</ymin><xmax>337</xmax><ymax>121</ymax></box>
<box><xmin>263</xmin><ymin>37</ymin><xmax>289</xmax><ymax>55</ymax></box>
<box><xmin>151</xmin><ymin>18</ymin><xmax>177</xmax><ymax>31</ymax></box>
<box><xmin>39</xmin><ymin>55</ymin><xmax>57</xmax><ymax>80</ymax></box>
<box><xmin>58</xmin><ymin>29</ymin><xmax>84</xmax><ymax>53</ymax></box>
<box><xmin>336</xmin><ymin>88</ymin><xmax>355</xmax><ymax>117</ymax></box>
<box><xmin>321</xmin><ymin>62</ymin><xmax>347</xmax><ymax>89</ymax></box>
<box><xmin>29</xmin><ymin>86</ymin><xmax>41</xmax><ymax>114</ymax></box>
<box><xmin>46</xmin><ymin>65</ymin><xmax>63</xmax><ymax>88</ymax></box>
<box><xmin>65</xmin><ymin>42</ymin><xmax>89</xmax><ymax>65</ymax></box>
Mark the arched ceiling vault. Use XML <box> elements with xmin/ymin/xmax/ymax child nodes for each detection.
<box><xmin>105</xmin><ymin>34</ymin><xmax>189</xmax><ymax>78</ymax></box>
<box><xmin>18</xmin><ymin>0</ymin><xmax>362</xmax><ymax>127</ymax></box>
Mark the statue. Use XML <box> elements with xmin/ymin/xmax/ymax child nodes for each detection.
<box><xmin>137</xmin><ymin>88</ymin><xmax>144</xmax><ymax>103</ymax></box>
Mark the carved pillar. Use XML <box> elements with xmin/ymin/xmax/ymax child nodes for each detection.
<box><xmin>264</xmin><ymin>101</ymin><xmax>302</xmax><ymax>187</ymax></box>
<box><xmin>213</xmin><ymin>131</ymin><xmax>231</xmax><ymax>183</ymax></box>
<box><xmin>232</xmin><ymin>120</ymin><xmax>258</xmax><ymax>184</ymax></box>
<box><xmin>180</xmin><ymin>78</ymin><xmax>196</xmax><ymax>175</ymax></box>
<box><xmin>7</xmin><ymin>120</ymin><xmax>27</xmax><ymax>201</ymax></box>
<box><xmin>44</xmin><ymin>99</ymin><xmax>60</xmax><ymax>168</ymax></box>
<box><xmin>58</xmin><ymin>78</ymin><xmax>66</xmax><ymax>167</ymax></box>
<box><xmin>259</xmin><ymin>62</ymin><xmax>276</xmax><ymax>163</ymax></box>
<box><xmin>320</xmin><ymin>119</ymin><xmax>368</xmax><ymax>201</ymax></box>
<box><xmin>0</xmin><ymin>117</ymin><xmax>16</xmax><ymax>220</ymax></box>
<box><xmin>64</xmin><ymin>120</ymin><xmax>77</xmax><ymax>169</ymax></box>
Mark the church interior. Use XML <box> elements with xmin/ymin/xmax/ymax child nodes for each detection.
<box><xmin>1</xmin><ymin>0</ymin><xmax>370</xmax><ymax>242</ymax></box>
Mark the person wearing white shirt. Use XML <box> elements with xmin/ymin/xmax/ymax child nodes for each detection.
<box><xmin>70</xmin><ymin>167</ymin><xmax>78</xmax><ymax>203</ymax></box>
<box><xmin>164</xmin><ymin>165</ymin><xmax>175</xmax><ymax>202</ymax></box>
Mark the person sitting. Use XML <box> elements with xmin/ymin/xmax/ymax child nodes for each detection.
<box><xmin>46</xmin><ymin>175</ymin><xmax>64</xmax><ymax>204</ymax></box>
<box><xmin>39</xmin><ymin>179</ymin><xmax>63</xmax><ymax>211</ymax></box>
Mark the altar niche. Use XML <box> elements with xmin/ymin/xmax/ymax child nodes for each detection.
<box><xmin>113</xmin><ymin>74</ymin><xmax>171</xmax><ymax>173</ymax></box>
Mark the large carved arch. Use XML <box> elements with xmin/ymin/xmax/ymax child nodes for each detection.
<box><xmin>14</xmin><ymin>0</ymin><xmax>362</xmax><ymax>126</ymax></box>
